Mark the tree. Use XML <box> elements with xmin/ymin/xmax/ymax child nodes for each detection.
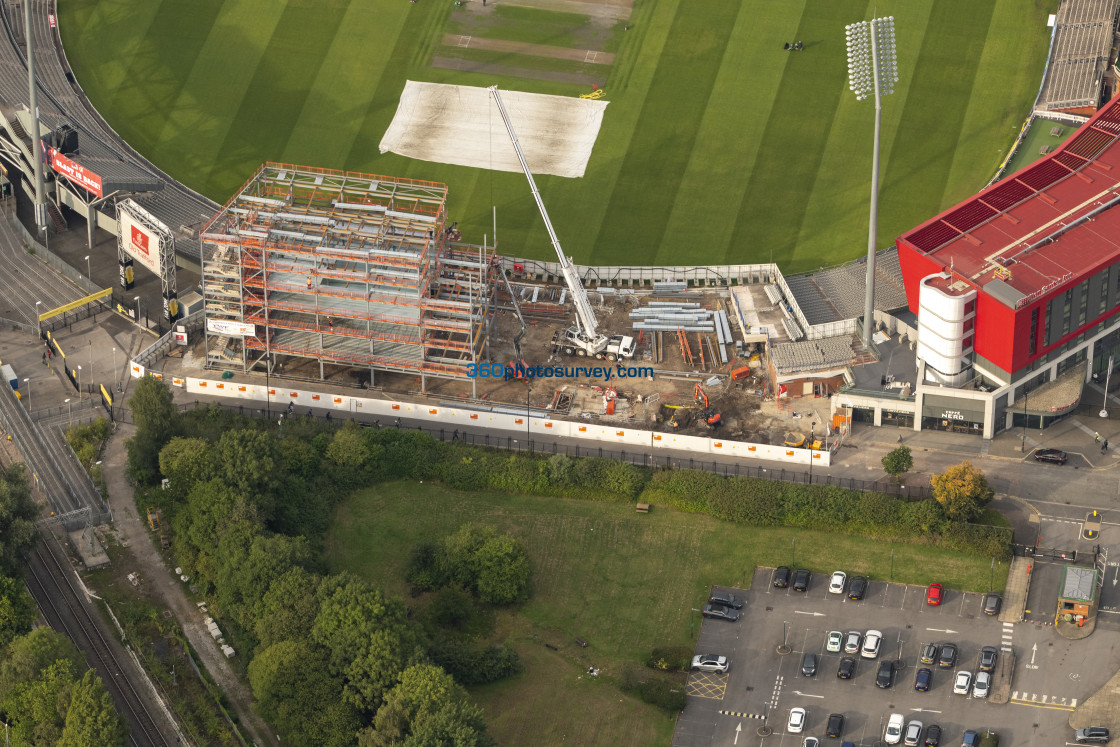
<box><xmin>0</xmin><ymin>465</ymin><xmax>38</xmax><ymax>576</ymax></box>
<box><xmin>0</xmin><ymin>574</ymin><xmax>36</xmax><ymax>649</ymax></box>
<box><xmin>930</xmin><ymin>461</ymin><xmax>994</xmax><ymax>522</ymax></box>
<box><xmin>58</xmin><ymin>669</ymin><xmax>127</xmax><ymax>746</ymax></box>
<box><xmin>254</xmin><ymin>567</ymin><xmax>323</xmax><ymax>650</ymax></box>
<box><xmin>0</xmin><ymin>627</ymin><xmax>84</xmax><ymax>699</ymax></box>
<box><xmin>359</xmin><ymin>664</ymin><xmax>492</xmax><ymax>747</ymax></box>
<box><xmin>0</xmin><ymin>658</ymin><xmax>78</xmax><ymax>745</ymax></box>
<box><xmin>473</xmin><ymin>534</ymin><xmax>530</xmax><ymax>605</ymax></box>
<box><xmin>128</xmin><ymin>375</ymin><xmax>178</xmax><ymax>444</ymax></box>
<box><xmin>881</xmin><ymin>445</ymin><xmax>914</xmax><ymax>483</ymax></box>
<box><xmin>216</xmin><ymin>430</ymin><xmax>279</xmax><ymax>517</ymax></box>
<box><xmin>158</xmin><ymin>437</ymin><xmax>216</xmax><ymax>499</ymax></box>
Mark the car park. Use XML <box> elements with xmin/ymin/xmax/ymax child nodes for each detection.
<box><xmin>826</xmin><ymin>713</ymin><xmax>845</xmax><ymax>739</ymax></box>
<box><xmin>801</xmin><ymin>652</ymin><xmax>817</xmax><ymax>676</ymax></box>
<box><xmin>844</xmin><ymin>631</ymin><xmax>862</xmax><ymax>654</ymax></box>
<box><xmin>773</xmin><ymin>566</ymin><xmax>791</xmax><ymax>588</ymax></box>
<box><xmin>953</xmin><ymin>670</ymin><xmax>973</xmax><ymax>695</ymax></box>
<box><xmin>690</xmin><ymin>654</ymin><xmax>729</xmax><ymax>672</ymax></box>
<box><xmin>829</xmin><ymin>571</ymin><xmax>847</xmax><ymax>594</ymax></box>
<box><xmin>960</xmin><ymin>730</ymin><xmax>981</xmax><ymax>747</ymax></box>
<box><xmin>924</xmin><ymin>724</ymin><xmax>942</xmax><ymax>746</ymax></box>
<box><xmin>701</xmin><ymin>603</ymin><xmax>739</xmax><ymax>621</ymax></box>
<box><xmin>926</xmin><ymin>582</ymin><xmax>943</xmax><ymax>605</ymax></box>
<box><xmin>885</xmin><ymin>713</ymin><xmax>905</xmax><ymax>745</ymax></box>
<box><xmin>904</xmin><ymin>720</ymin><xmax>924</xmax><ymax>746</ymax></box>
<box><xmin>1074</xmin><ymin>726</ymin><xmax>1111</xmax><ymax>743</ymax></box>
<box><xmin>938</xmin><ymin>642</ymin><xmax>958</xmax><ymax>668</ymax></box>
<box><xmin>1034</xmin><ymin>448</ymin><xmax>1068</xmax><ymax>464</ymax></box>
<box><xmin>826</xmin><ymin>630</ymin><xmax>843</xmax><ymax>653</ymax></box>
<box><xmin>914</xmin><ymin>667</ymin><xmax>932</xmax><ymax>692</ymax></box>
<box><xmin>788</xmin><ymin>707</ymin><xmax>806</xmax><ymax>733</ymax></box>
<box><xmin>861</xmin><ymin>629</ymin><xmax>882</xmax><ymax>659</ymax></box>
<box><xmin>876</xmin><ymin>660</ymin><xmax>894</xmax><ymax>688</ymax></box>
<box><xmin>978</xmin><ymin>646</ymin><xmax>998</xmax><ymax>672</ymax></box>
<box><xmin>973</xmin><ymin>671</ymin><xmax>990</xmax><ymax>698</ymax></box>
<box><xmin>708</xmin><ymin>590</ymin><xmax>743</xmax><ymax>609</ymax></box>
<box><xmin>919</xmin><ymin>642</ymin><xmax>939</xmax><ymax>664</ymax></box>
<box><xmin>848</xmin><ymin>575</ymin><xmax>868</xmax><ymax>600</ymax></box>
<box><xmin>837</xmin><ymin>657</ymin><xmax>856</xmax><ymax>679</ymax></box>
<box><xmin>793</xmin><ymin>569</ymin><xmax>811</xmax><ymax>591</ymax></box>
<box><xmin>982</xmin><ymin>593</ymin><xmax>1001</xmax><ymax>616</ymax></box>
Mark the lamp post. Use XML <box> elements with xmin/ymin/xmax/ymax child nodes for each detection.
<box><xmin>846</xmin><ymin>16</ymin><xmax>898</xmax><ymax>349</ymax></box>
<box><xmin>264</xmin><ymin>352</ymin><xmax>272</xmax><ymax>418</ymax></box>
<box><xmin>76</xmin><ymin>365</ymin><xmax>82</xmax><ymax>400</ymax></box>
<box><xmin>526</xmin><ymin>387</ymin><xmax>531</xmax><ymax>453</ymax></box>
<box><xmin>88</xmin><ymin>340</ymin><xmax>94</xmax><ymax>391</ymax></box>
<box><xmin>792</xmin><ymin>537</ymin><xmax>796</xmax><ymax>568</ymax></box>
<box><xmin>22</xmin><ymin>378</ymin><xmax>29</xmax><ymax>411</ymax></box>
<box><xmin>83</xmin><ymin>254</ymin><xmax>90</xmax><ymax>282</ymax></box>
<box><xmin>1020</xmin><ymin>386</ymin><xmax>1029</xmax><ymax>453</ymax></box>
<box><xmin>133</xmin><ymin>295</ymin><xmax>141</xmax><ymax>324</ymax></box>
<box><xmin>1102</xmin><ymin>354</ymin><xmax>1114</xmax><ymax>418</ymax></box>
<box><xmin>808</xmin><ymin>420</ymin><xmax>816</xmax><ymax>485</ymax></box>
<box><xmin>34</xmin><ymin>300</ymin><xmax>41</xmax><ymax>339</ymax></box>
<box><xmin>112</xmin><ymin>347</ymin><xmax>118</xmax><ymax>391</ymax></box>
<box><xmin>64</xmin><ymin>398</ymin><xmax>71</xmax><ymax>427</ymax></box>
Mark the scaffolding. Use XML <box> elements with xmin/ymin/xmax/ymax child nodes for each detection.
<box><xmin>200</xmin><ymin>163</ymin><xmax>496</xmax><ymax>390</ymax></box>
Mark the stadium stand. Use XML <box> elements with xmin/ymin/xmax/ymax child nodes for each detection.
<box><xmin>781</xmin><ymin>248</ymin><xmax>909</xmax><ymax>327</ymax></box>
<box><xmin>1036</xmin><ymin>0</ymin><xmax>1120</xmax><ymax>115</ymax></box>
<box><xmin>771</xmin><ymin>335</ymin><xmax>859</xmax><ymax>374</ymax></box>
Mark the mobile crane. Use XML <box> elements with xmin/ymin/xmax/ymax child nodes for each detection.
<box><xmin>489</xmin><ymin>86</ymin><xmax>636</xmax><ymax>362</ymax></box>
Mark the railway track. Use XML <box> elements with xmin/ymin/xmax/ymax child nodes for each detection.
<box><xmin>23</xmin><ymin>529</ymin><xmax>173</xmax><ymax>746</ymax></box>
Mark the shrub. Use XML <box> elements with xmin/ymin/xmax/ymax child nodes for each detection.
<box><xmin>618</xmin><ymin>665</ymin><xmax>686</xmax><ymax>712</ymax></box>
<box><xmin>646</xmin><ymin>646</ymin><xmax>692</xmax><ymax>672</ymax></box>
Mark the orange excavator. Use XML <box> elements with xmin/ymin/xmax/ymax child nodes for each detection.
<box><xmin>694</xmin><ymin>384</ymin><xmax>721</xmax><ymax>429</ymax></box>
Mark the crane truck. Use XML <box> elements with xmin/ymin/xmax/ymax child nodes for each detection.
<box><xmin>489</xmin><ymin>86</ymin><xmax>637</xmax><ymax>362</ymax></box>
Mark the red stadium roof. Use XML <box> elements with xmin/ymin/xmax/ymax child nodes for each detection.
<box><xmin>899</xmin><ymin>94</ymin><xmax>1120</xmax><ymax>308</ymax></box>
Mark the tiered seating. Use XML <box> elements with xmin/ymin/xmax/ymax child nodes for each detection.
<box><xmin>771</xmin><ymin>335</ymin><xmax>858</xmax><ymax>373</ymax></box>
<box><xmin>1036</xmin><ymin>0</ymin><xmax>1120</xmax><ymax>112</ymax></box>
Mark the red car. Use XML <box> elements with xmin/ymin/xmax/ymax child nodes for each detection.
<box><xmin>926</xmin><ymin>583</ymin><xmax>943</xmax><ymax>606</ymax></box>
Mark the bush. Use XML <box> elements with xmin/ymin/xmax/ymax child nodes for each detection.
<box><xmin>428</xmin><ymin>638</ymin><xmax>522</xmax><ymax>685</ymax></box>
<box><xmin>618</xmin><ymin>665</ymin><xmax>686</xmax><ymax>712</ymax></box>
<box><xmin>646</xmin><ymin>646</ymin><xmax>692</xmax><ymax>672</ymax></box>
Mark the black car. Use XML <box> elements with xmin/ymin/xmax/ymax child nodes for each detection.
<box><xmin>837</xmin><ymin>657</ymin><xmax>856</xmax><ymax>679</ymax></box>
<box><xmin>826</xmin><ymin>713</ymin><xmax>844</xmax><ymax>739</ymax></box>
<box><xmin>937</xmin><ymin>642</ymin><xmax>957</xmax><ymax>668</ymax></box>
<box><xmin>979</xmin><ymin>646</ymin><xmax>998</xmax><ymax>673</ymax></box>
<box><xmin>848</xmin><ymin>575</ymin><xmax>868</xmax><ymax>600</ymax></box>
<box><xmin>701</xmin><ymin>603</ymin><xmax>739</xmax><ymax>622</ymax></box>
<box><xmin>708</xmin><ymin>590</ymin><xmax>743</xmax><ymax>609</ymax></box>
<box><xmin>914</xmin><ymin>667</ymin><xmax>932</xmax><ymax>692</ymax></box>
<box><xmin>801</xmin><ymin>652</ymin><xmax>818</xmax><ymax>677</ymax></box>
<box><xmin>1034</xmin><ymin>448</ymin><xmax>1068</xmax><ymax>464</ymax></box>
<box><xmin>982</xmin><ymin>593</ymin><xmax>1002</xmax><ymax>616</ymax></box>
<box><xmin>773</xmin><ymin>566</ymin><xmax>792</xmax><ymax>588</ymax></box>
<box><xmin>919</xmin><ymin>643</ymin><xmax>939</xmax><ymax>665</ymax></box>
<box><xmin>875</xmin><ymin>660</ymin><xmax>893</xmax><ymax>688</ymax></box>
<box><xmin>923</xmin><ymin>724</ymin><xmax>942</xmax><ymax>746</ymax></box>
<box><xmin>792</xmin><ymin>569</ymin><xmax>811</xmax><ymax>592</ymax></box>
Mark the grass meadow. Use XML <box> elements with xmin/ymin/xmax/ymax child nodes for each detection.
<box><xmin>60</xmin><ymin>0</ymin><xmax>1056</xmax><ymax>273</ymax></box>
<box><xmin>326</xmin><ymin>480</ymin><xmax>1009</xmax><ymax>745</ymax></box>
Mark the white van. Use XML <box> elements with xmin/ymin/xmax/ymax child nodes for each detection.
<box><xmin>884</xmin><ymin>713</ymin><xmax>905</xmax><ymax>745</ymax></box>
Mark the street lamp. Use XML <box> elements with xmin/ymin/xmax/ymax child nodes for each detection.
<box><xmin>64</xmin><ymin>398</ymin><xmax>71</xmax><ymax>426</ymax></box>
<box><xmin>263</xmin><ymin>352</ymin><xmax>272</xmax><ymax>418</ymax></box>
<box><xmin>22</xmin><ymin>378</ymin><xmax>30</xmax><ymax>411</ymax></box>
<box><xmin>34</xmin><ymin>300</ymin><xmax>41</xmax><ymax>339</ymax></box>
<box><xmin>112</xmin><ymin>347</ymin><xmax>119</xmax><ymax>391</ymax></box>
<box><xmin>88</xmin><ymin>340</ymin><xmax>94</xmax><ymax>391</ymax></box>
<box><xmin>83</xmin><ymin>254</ymin><xmax>90</xmax><ymax>282</ymax></box>
<box><xmin>808</xmin><ymin>420</ymin><xmax>816</xmax><ymax>485</ymax></box>
<box><xmin>526</xmin><ymin>387</ymin><xmax>531</xmax><ymax>453</ymax></box>
<box><xmin>133</xmin><ymin>295</ymin><xmax>141</xmax><ymax>323</ymax></box>
<box><xmin>77</xmin><ymin>365</ymin><xmax>82</xmax><ymax>399</ymax></box>
<box><xmin>846</xmin><ymin>16</ymin><xmax>898</xmax><ymax>348</ymax></box>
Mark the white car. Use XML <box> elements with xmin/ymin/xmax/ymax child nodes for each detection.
<box><xmin>826</xmin><ymin>630</ymin><xmax>843</xmax><ymax>653</ymax></box>
<box><xmin>972</xmin><ymin>670</ymin><xmax>991</xmax><ymax>698</ymax></box>
<box><xmin>953</xmin><ymin>670</ymin><xmax>973</xmax><ymax>695</ymax></box>
<box><xmin>884</xmin><ymin>713</ymin><xmax>905</xmax><ymax>745</ymax></box>
<box><xmin>903</xmin><ymin>720</ymin><xmax>923</xmax><ymax>746</ymax></box>
<box><xmin>861</xmin><ymin>629</ymin><xmax>882</xmax><ymax>659</ymax></box>
<box><xmin>788</xmin><ymin>707</ymin><xmax>806</xmax><ymax>734</ymax></box>
<box><xmin>691</xmin><ymin>654</ymin><xmax>729</xmax><ymax>673</ymax></box>
<box><xmin>829</xmin><ymin>571</ymin><xmax>847</xmax><ymax>594</ymax></box>
<box><xmin>802</xmin><ymin>739</ymin><xmax>820</xmax><ymax>747</ymax></box>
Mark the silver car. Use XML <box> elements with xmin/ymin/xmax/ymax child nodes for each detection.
<box><xmin>972</xmin><ymin>671</ymin><xmax>991</xmax><ymax>698</ymax></box>
<box><xmin>691</xmin><ymin>654</ymin><xmax>729</xmax><ymax>673</ymax></box>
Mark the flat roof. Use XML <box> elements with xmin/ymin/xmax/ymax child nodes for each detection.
<box><xmin>1060</xmin><ymin>565</ymin><xmax>1097</xmax><ymax>602</ymax></box>
<box><xmin>899</xmin><ymin>94</ymin><xmax>1120</xmax><ymax>309</ymax></box>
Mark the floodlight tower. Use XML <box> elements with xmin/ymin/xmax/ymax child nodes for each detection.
<box><xmin>846</xmin><ymin>16</ymin><xmax>898</xmax><ymax>348</ymax></box>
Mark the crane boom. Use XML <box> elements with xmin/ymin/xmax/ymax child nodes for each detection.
<box><xmin>489</xmin><ymin>86</ymin><xmax>600</xmax><ymax>340</ymax></box>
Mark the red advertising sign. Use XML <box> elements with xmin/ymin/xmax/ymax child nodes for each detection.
<box><xmin>130</xmin><ymin>224</ymin><xmax>150</xmax><ymax>259</ymax></box>
<box><xmin>44</xmin><ymin>144</ymin><xmax>102</xmax><ymax>197</ymax></box>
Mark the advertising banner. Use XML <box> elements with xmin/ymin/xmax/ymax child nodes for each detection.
<box><xmin>44</xmin><ymin>144</ymin><xmax>102</xmax><ymax>197</ymax></box>
<box><xmin>119</xmin><ymin>205</ymin><xmax>162</xmax><ymax>276</ymax></box>
<box><xmin>206</xmin><ymin>319</ymin><xmax>256</xmax><ymax>337</ymax></box>
<box><xmin>119</xmin><ymin>258</ymin><xmax>134</xmax><ymax>291</ymax></box>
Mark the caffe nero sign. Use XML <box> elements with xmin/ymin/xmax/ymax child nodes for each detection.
<box><xmin>922</xmin><ymin>394</ymin><xmax>985</xmax><ymax>423</ymax></box>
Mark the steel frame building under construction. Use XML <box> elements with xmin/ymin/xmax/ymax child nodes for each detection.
<box><xmin>200</xmin><ymin>163</ymin><xmax>496</xmax><ymax>389</ymax></box>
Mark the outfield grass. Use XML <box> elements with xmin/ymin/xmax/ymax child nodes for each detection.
<box><xmin>61</xmin><ymin>0</ymin><xmax>1056</xmax><ymax>273</ymax></box>
<box><xmin>326</xmin><ymin>480</ymin><xmax>1009</xmax><ymax>745</ymax></box>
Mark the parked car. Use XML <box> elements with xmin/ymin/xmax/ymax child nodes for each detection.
<box><xmin>802</xmin><ymin>739</ymin><xmax>820</xmax><ymax>747</ymax></box>
<box><xmin>861</xmin><ymin>629</ymin><xmax>882</xmax><ymax>659</ymax></box>
<box><xmin>1074</xmin><ymin>726</ymin><xmax>1111</xmax><ymax>743</ymax></box>
<box><xmin>938</xmin><ymin>642</ymin><xmax>958</xmax><ymax>668</ymax></box>
<box><xmin>708</xmin><ymin>590</ymin><xmax>743</xmax><ymax>609</ymax></box>
<box><xmin>926</xmin><ymin>582</ymin><xmax>943</xmax><ymax>605</ymax></box>
<box><xmin>793</xmin><ymin>569</ymin><xmax>811</xmax><ymax>591</ymax></box>
<box><xmin>701</xmin><ymin>603</ymin><xmax>739</xmax><ymax>622</ymax></box>
<box><xmin>829</xmin><ymin>571</ymin><xmax>847</xmax><ymax>594</ymax></box>
<box><xmin>826</xmin><ymin>630</ymin><xmax>844</xmax><ymax>653</ymax></box>
<box><xmin>914</xmin><ymin>667</ymin><xmax>932</xmax><ymax>692</ymax></box>
<box><xmin>982</xmin><ymin>593</ymin><xmax>1002</xmax><ymax>616</ymax></box>
<box><xmin>691</xmin><ymin>654</ymin><xmax>729</xmax><ymax>673</ymax></box>
<box><xmin>973</xmin><ymin>671</ymin><xmax>991</xmax><ymax>698</ymax></box>
<box><xmin>826</xmin><ymin>713</ymin><xmax>845</xmax><ymax>739</ymax></box>
<box><xmin>844</xmin><ymin>631</ymin><xmax>862</xmax><ymax>654</ymax></box>
<box><xmin>904</xmin><ymin>720</ymin><xmax>924</xmax><ymax>747</ymax></box>
<box><xmin>773</xmin><ymin>566</ymin><xmax>792</xmax><ymax>588</ymax></box>
<box><xmin>924</xmin><ymin>724</ymin><xmax>942</xmax><ymax>746</ymax></box>
<box><xmin>837</xmin><ymin>657</ymin><xmax>856</xmax><ymax>679</ymax></box>
<box><xmin>801</xmin><ymin>652</ymin><xmax>817</xmax><ymax>677</ymax></box>
<box><xmin>919</xmin><ymin>642</ymin><xmax>939</xmax><ymax>664</ymax></box>
<box><xmin>876</xmin><ymin>660</ymin><xmax>894</xmax><ymax>688</ymax></box>
<box><xmin>848</xmin><ymin>575</ymin><xmax>868</xmax><ymax>600</ymax></box>
<box><xmin>960</xmin><ymin>730</ymin><xmax>981</xmax><ymax>747</ymax></box>
<box><xmin>885</xmin><ymin>713</ymin><xmax>905</xmax><ymax>745</ymax></box>
<box><xmin>978</xmin><ymin>646</ymin><xmax>998</xmax><ymax>673</ymax></box>
<box><xmin>1034</xmin><ymin>448</ymin><xmax>1068</xmax><ymax>464</ymax></box>
<box><xmin>953</xmin><ymin>670</ymin><xmax>973</xmax><ymax>695</ymax></box>
<box><xmin>788</xmin><ymin>707</ymin><xmax>806</xmax><ymax>734</ymax></box>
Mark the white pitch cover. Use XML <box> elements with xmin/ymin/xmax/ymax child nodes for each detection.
<box><xmin>119</xmin><ymin>204</ymin><xmax>163</xmax><ymax>277</ymax></box>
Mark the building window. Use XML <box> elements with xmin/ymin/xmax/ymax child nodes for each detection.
<box><xmin>964</xmin><ymin>318</ymin><xmax>974</xmax><ymax>332</ymax></box>
<box><xmin>1029</xmin><ymin>308</ymin><xmax>1038</xmax><ymax>355</ymax></box>
<box><xmin>963</xmin><ymin>335</ymin><xmax>973</xmax><ymax>349</ymax></box>
<box><xmin>964</xmin><ymin>300</ymin><xmax>976</xmax><ymax>315</ymax></box>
